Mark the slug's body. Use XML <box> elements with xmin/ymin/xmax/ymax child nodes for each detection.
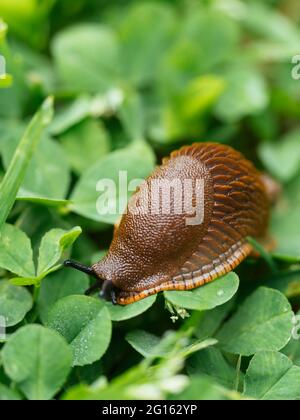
<box><xmin>65</xmin><ymin>143</ymin><xmax>273</xmax><ymax>305</ymax></box>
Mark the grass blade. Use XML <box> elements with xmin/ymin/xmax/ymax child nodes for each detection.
<box><xmin>0</xmin><ymin>97</ymin><xmax>54</xmax><ymax>228</ymax></box>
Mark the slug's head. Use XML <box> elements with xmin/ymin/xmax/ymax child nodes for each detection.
<box><xmin>63</xmin><ymin>259</ymin><xmax>118</xmax><ymax>304</ymax></box>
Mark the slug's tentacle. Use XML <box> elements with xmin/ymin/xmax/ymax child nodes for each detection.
<box><xmin>110</xmin><ymin>288</ymin><xmax>118</xmax><ymax>305</ymax></box>
<box><xmin>84</xmin><ymin>279</ymin><xmax>118</xmax><ymax>305</ymax></box>
<box><xmin>64</xmin><ymin>260</ymin><xmax>118</xmax><ymax>304</ymax></box>
<box><xmin>85</xmin><ymin>281</ymin><xmax>102</xmax><ymax>296</ymax></box>
<box><xmin>64</xmin><ymin>259</ymin><xmax>97</xmax><ymax>277</ymax></box>
<box><xmin>99</xmin><ymin>279</ymin><xmax>117</xmax><ymax>303</ymax></box>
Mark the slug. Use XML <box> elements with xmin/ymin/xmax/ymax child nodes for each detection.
<box><xmin>65</xmin><ymin>142</ymin><xmax>277</xmax><ymax>305</ymax></box>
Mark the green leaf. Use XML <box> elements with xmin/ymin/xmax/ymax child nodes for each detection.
<box><xmin>17</xmin><ymin>196</ymin><xmax>70</xmax><ymax>208</ymax></box>
<box><xmin>215</xmin><ymin>65</ymin><xmax>268</xmax><ymax>122</ymax></box>
<box><xmin>0</xmin><ymin>0</ymin><xmax>54</xmax><ymax>49</ymax></box>
<box><xmin>63</xmin><ymin>356</ymin><xmax>188</xmax><ymax>400</ymax></box>
<box><xmin>149</xmin><ymin>74</ymin><xmax>225</xmax><ymax>144</ymax></box>
<box><xmin>118</xmin><ymin>90</ymin><xmax>145</xmax><ymax>141</ymax></box>
<box><xmin>47</xmin><ymin>295</ymin><xmax>112</xmax><ymax>366</ymax></box>
<box><xmin>247</xmin><ymin>236</ymin><xmax>277</xmax><ymax>273</ymax></box>
<box><xmin>0</xmin><ymin>383</ymin><xmax>21</xmax><ymax>400</ymax></box>
<box><xmin>0</xmin><ymin>224</ymin><xmax>35</xmax><ymax>277</ymax></box>
<box><xmin>9</xmin><ymin>277</ymin><xmax>39</xmax><ymax>287</ymax></box>
<box><xmin>177</xmin><ymin>75</ymin><xmax>225</xmax><ymax>120</ymax></box>
<box><xmin>175</xmin><ymin>376</ymin><xmax>225</xmax><ymax>400</ymax></box>
<box><xmin>67</xmin><ymin>360</ymin><xmax>104</xmax><ymax>388</ymax></box>
<box><xmin>11</xmin><ymin>205</ymin><xmax>65</xmax><ymax>246</ymax></box>
<box><xmin>164</xmin><ymin>273</ymin><xmax>239</xmax><ymax>311</ymax></box>
<box><xmin>1</xmin><ymin>134</ymin><xmax>70</xmax><ymax>200</ymax></box>
<box><xmin>62</xmin><ymin>378</ymin><xmax>108</xmax><ymax>400</ymax></box>
<box><xmin>4</xmin><ymin>223</ymin><xmax>80</xmax><ymax>287</ymax></box>
<box><xmin>216</xmin><ymin>287</ymin><xmax>293</xmax><ymax>356</ymax></box>
<box><xmin>187</xmin><ymin>347</ymin><xmax>238</xmax><ymax>390</ymax></box>
<box><xmin>126</xmin><ymin>329</ymin><xmax>216</xmax><ymax>359</ymax></box>
<box><xmin>37</xmin><ymin>226</ymin><xmax>82</xmax><ymax>277</ymax></box>
<box><xmin>243</xmin><ymin>2</ymin><xmax>300</xmax><ymax>47</ymax></box>
<box><xmin>282</xmin><ymin>310</ymin><xmax>300</xmax><ymax>367</ymax></box>
<box><xmin>162</xmin><ymin>8</ymin><xmax>239</xmax><ymax>81</ymax></box>
<box><xmin>70</xmin><ymin>143</ymin><xmax>155</xmax><ymax>224</ymax></box>
<box><xmin>63</xmin><ymin>329</ymin><xmax>217</xmax><ymax>399</ymax></box>
<box><xmin>0</xmin><ymin>97</ymin><xmax>53</xmax><ymax>229</ymax></box>
<box><xmin>106</xmin><ymin>295</ymin><xmax>156</xmax><ymax>321</ymax></box>
<box><xmin>282</xmin><ymin>338</ymin><xmax>300</xmax><ymax>368</ymax></box>
<box><xmin>0</xmin><ymin>280</ymin><xmax>33</xmax><ymax>326</ymax></box>
<box><xmin>118</xmin><ymin>2</ymin><xmax>175</xmax><ymax>86</ymax></box>
<box><xmin>193</xmin><ymin>300</ymin><xmax>235</xmax><ymax>341</ymax></box>
<box><xmin>271</xmin><ymin>173</ymin><xmax>300</xmax><ymax>260</ymax></box>
<box><xmin>50</xmin><ymin>96</ymin><xmax>92</xmax><ymax>135</ymax></box>
<box><xmin>2</xmin><ymin>324</ymin><xmax>72</xmax><ymax>400</ymax></box>
<box><xmin>258</xmin><ymin>130</ymin><xmax>300</xmax><ymax>182</ymax></box>
<box><xmin>271</xmin><ymin>215</ymin><xmax>300</xmax><ymax>261</ymax></box>
<box><xmin>37</xmin><ymin>269</ymin><xmax>90</xmax><ymax>324</ymax></box>
<box><xmin>52</xmin><ymin>24</ymin><xmax>120</xmax><ymax>94</ymax></box>
<box><xmin>0</xmin><ymin>73</ymin><xmax>12</xmax><ymax>88</ymax></box>
<box><xmin>0</xmin><ymin>19</ymin><xmax>8</xmax><ymax>42</ymax></box>
<box><xmin>126</xmin><ymin>330</ymin><xmax>161</xmax><ymax>357</ymax></box>
<box><xmin>59</xmin><ymin>118</ymin><xmax>110</xmax><ymax>174</ymax></box>
<box><xmin>267</xmin><ymin>270</ymin><xmax>300</xmax><ymax>299</ymax></box>
<box><xmin>8</xmin><ymin>41</ymin><xmax>55</xmax><ymax>93</ymax></box>
<box><xmin>244</xmin><ymin>351</ymin><xmax>300</xmax><ymax>400</ymax></box>
<box><xmin>0</xmin><ymin>36</ymin><xmax>26</xmax><ymax>119</ymax></box>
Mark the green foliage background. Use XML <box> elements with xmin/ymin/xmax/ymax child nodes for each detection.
<box><xmin>0</xmin><ymin>0</ymin><xmax>300</xmax><ymax>400</ymax></box>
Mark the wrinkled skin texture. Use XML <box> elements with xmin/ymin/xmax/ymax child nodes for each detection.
<box><xmin>92</xmin><ymin>143</ymin><xmax>271</xmax><ymax>304</ymax></box>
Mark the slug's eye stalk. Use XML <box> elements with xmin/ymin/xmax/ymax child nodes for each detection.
<box><xmin>64</xmin><ymin>259</ymin><xmax>117</xmax><ymax>305</ymax></box>
<box><xmin>84</xmin><ymin>282</ymin><xmax>102</xmax><ymax>296</ymax></box>
<box><xmin>64</xmin><ymin>259</ymin><xmax>97</xmax><ymax>278</ymax></box>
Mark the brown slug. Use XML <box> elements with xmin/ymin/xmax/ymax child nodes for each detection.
<box><xmin>65</xmin><ymin>142</ymin><xmax>276</xmax><ymax>305</ymax></box>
